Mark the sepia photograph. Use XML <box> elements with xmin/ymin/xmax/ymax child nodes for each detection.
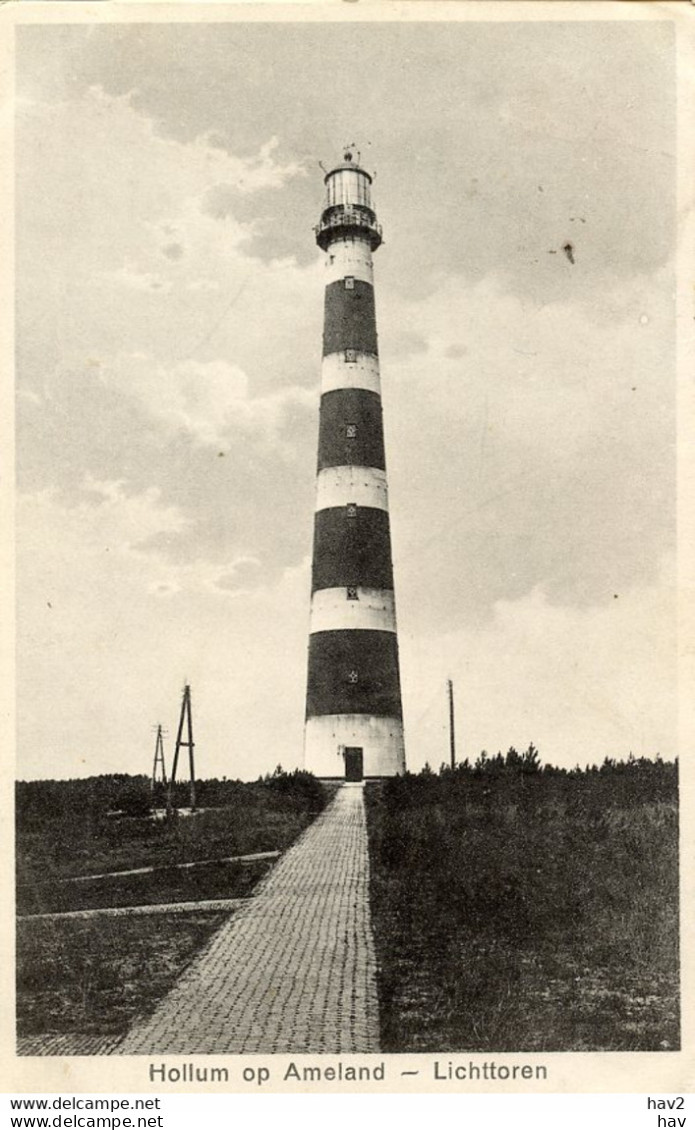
<box><xmin>8</xmin><ymin>4</ymin><xmax>689</xmax><ymax>1085</ymax></box>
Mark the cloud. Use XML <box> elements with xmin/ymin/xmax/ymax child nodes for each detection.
<box><xmin>17</xmin><ymin>476</ymin><xmax>675</xmax><ymax>780</ymax></box>
<box><xmin>213</xmin><ymin>556</ymin><xmax>262</xmax><ymax>594</ymax></box>
<box><xmin>202</xmin><ymin>138</ymin><xmax>307</xmax><ymax>218</ymax></box>
<box><xmin>444</xmin><ymin>344</ymin><xmax>468</xmax><ymax>360</ymax></box>
<box><xmin>382</xmin><ymin>268</ymin><xmax>674</xmax><ymax>627</ymax></box>
<box><xmin>17</xmin><ymin>85</ymin><xmax>313</xmax><ymax>371</ymax></box>
<box><xmin>18</xmin><ymin>23</ymin><xmax>675</xmax><ymax>299</ymax></box>
<box><xmin>161</xmin><ymin>242</ymin><xmax>184</xmax><ymax>261</ymax></box>
<box><xmin>105</xmin><ymin>353</ymin><xmax>316</xmax><ymax>449</ymax></box>
<box><xmin>400</xmin><ymin>556</ymin><xmax>677</xmax><ymax>771</ymax></box>
<box><xmin>17</xmin><ymin>80</ymin><xmax>325</xmax><ymax>410</ymax></box>
<box><xmin>387</xmin><ymin>331</ymin><xmax>429</xmax><ymax>360</ymax></box>
<box><xmin>106</xmin><ymin>262</ymin><xmax>172</xmax><ymax>292</ymax></box>
<box><xmin>17</xmin><ymin>484</ymin><xmax>311</xmax><ymax>781</ymax></box>
<box><xmin>16</xmin><ymin>347</ymin><xmax>318</xmax><ymax>590</ymax></box>
<box><xmin>187</xmin><ymin>278</ymin><xmax>220</xmax><ymax>293</ymax></box>
<box><xmin>14</xmin><ymin>24</ymin><xmax>677</xmax><ymax>780</ymax></box>
<box><xmin>20</xmin><ymin>478</ymin><xmax>189</xmax><ymax>561</ymax></box>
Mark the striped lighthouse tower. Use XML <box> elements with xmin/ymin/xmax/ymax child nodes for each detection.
<box><xmin>304</xmin><ymin>150</ymin><xmax>406</xmax><ymax>781</ymax></box>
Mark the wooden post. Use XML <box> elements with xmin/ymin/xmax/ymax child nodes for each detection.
<box><xmin>447</xmin><ymin>678</ymin><xmax>456</xmax><ymax>770</ymax></box>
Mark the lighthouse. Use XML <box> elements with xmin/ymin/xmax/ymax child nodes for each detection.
<box><xmin>303</xmin><ymin>151</ymin><xmax>406</xmax><ymax>781</ymax></box>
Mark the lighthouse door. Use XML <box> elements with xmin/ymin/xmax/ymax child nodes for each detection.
<box><xmin>344</xmin><ymin>747</ymin><xmax>364</xmax><ymax>782</ymax></box>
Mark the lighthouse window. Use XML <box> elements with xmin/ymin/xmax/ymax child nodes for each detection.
<box><xmin>346</xmin><ymin>503</ymin><xmax>357</xmax><ymax>518</ymax></box>
<box><xmin>345</xmin><ymin>349</ymin><xmax>357</xmax><ymax>363</ymax></box>
<box><xmin>346</xmin><ymin>424</ymin><xmax>357</xmax><ymax>439</ymax></box>
<box><xmin>348</xmin><ymin>669</ymin><xmax>359</xmax><ymax>684</ymax></box>
<box><xmin>347</xmin><ymin>586</ymin><xmax>359</xmax><ymax>601</ymax></box>
<box><xmin>345</xmin><ymin>276</ymin><xmax>355</xmax><ymax>290</ymax></box>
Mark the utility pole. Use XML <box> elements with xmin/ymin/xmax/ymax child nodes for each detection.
<box><xmin>151</xmin><ymin>724</ymin><xmax>167</xmax><ymax>791</ymax></box>
<box><xmin>447</xmin><ymin>678</ymin><xmax>456</xmax><ymax>770</ymax></box>
<box><xmin>168</xmin><ymin>684</ymin><xmax>197</xmax><ymax>813</ymax></box>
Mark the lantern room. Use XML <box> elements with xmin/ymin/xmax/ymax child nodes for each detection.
<box><xmin>315</xmin><ymin>150</ymin><xmax>382</xmax><ymax>252</ymax></box>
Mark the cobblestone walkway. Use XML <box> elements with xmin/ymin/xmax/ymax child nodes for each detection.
<box><xmin>116</xmin><ymin>785</ymin><xmax>379</xmax><ymax>1055</ymax></box>
<box><xmin>17</xmin><ymin>1034</ymin><xmax>124</xmax><ymax>1057</ymax></box>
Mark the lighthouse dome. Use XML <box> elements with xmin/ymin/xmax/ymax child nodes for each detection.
<box><xmin>316</xmin><ymin>150</ymin><xmax>382</xmax><ymax>252</ymax></box>
<box><xmin>324</xmin><ymin>152</ymin><xmax>373</xmax><ymax>210</ymax></box>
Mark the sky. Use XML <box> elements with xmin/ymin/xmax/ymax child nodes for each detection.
<box><xmin>15</xmin><ymin>17</ymin><xmax>677</xmax><ymax>780</ymax></box>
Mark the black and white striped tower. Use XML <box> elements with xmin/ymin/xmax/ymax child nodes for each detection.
<box><xmin>304</xmin><ymin>150</ymin><xmax>406</xmax><ymax>781</ymax></box>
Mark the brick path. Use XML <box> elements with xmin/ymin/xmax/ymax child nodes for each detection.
<box><xmin>116</xmin><ymin>785</ymin><xmax>379</xmax><ymax>1055</ymax></box>
<box><xmin>17</xmin><ymin>1033</ymin><xmax>124</xmax><ymax>1057</ymax></box>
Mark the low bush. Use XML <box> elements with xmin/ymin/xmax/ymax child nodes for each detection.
<box><xmin>16</xmin><ymin>770</ymin><xmax>328</xmax><ymax>887</ymax></box>
<box><xmin>366</xmin><ymin>753</ymin><xmax>679</xmax><ymax>1052</ymax></box>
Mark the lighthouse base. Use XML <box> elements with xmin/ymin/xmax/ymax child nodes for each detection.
<box><xmin>304</xmin><ymin>714</ymin><xmax>405</xmax><ymax>779</ymax></box>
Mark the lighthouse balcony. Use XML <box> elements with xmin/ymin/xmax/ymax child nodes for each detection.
<box><xmin>315</xmin><ymin>206</ymin><xmax>382</xmax><ymax>252</ymax></box>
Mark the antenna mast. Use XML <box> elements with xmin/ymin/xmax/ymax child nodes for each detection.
<box><xmin>151</xmin><ymin>723</ymin><xmax>168</xmax><ymax>792</ymax></box>
<box><xmin>447</xmin><ymin>678</ymin><xmax>456</xmax><ymax>770</ymax></box>
<box><xmin>168</xmin><ymin>684</ymin><xmax>197</xmax><ymax>813</ymax></box>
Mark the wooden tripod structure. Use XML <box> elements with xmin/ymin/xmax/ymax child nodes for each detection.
<box><xmin>168</xmin><ymin>683</ymin><xmax>197</xmax><ymax>813</ymax></box>
<box><xmin>151</xmin><ymin>723</ymin><xmax>168</xmax><ymax>791</ymax></box>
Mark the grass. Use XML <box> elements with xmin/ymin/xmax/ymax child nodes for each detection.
<box><xmin>16</xmin><ymin>911</ymin><xmax>230</xmax><ymax>1037</ymax></box>
<box><xmin>17</xmin><ymin>857</ymin><xmax>271</xmax><ymax>916</ymax></box>
<box><xmin>365</xmin><ymin>757</ymin><xmax>679</xmax><ymax>1052</ymax></box>
<box><xmin>16</xmin><ymin>771</ymin><xmax>328</xmax><ymax>1040</ymax></box>
<box><xmin>17</xmin><ymin>772</ymin><xmax>326</xmax><ymax>884</ymax></box>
